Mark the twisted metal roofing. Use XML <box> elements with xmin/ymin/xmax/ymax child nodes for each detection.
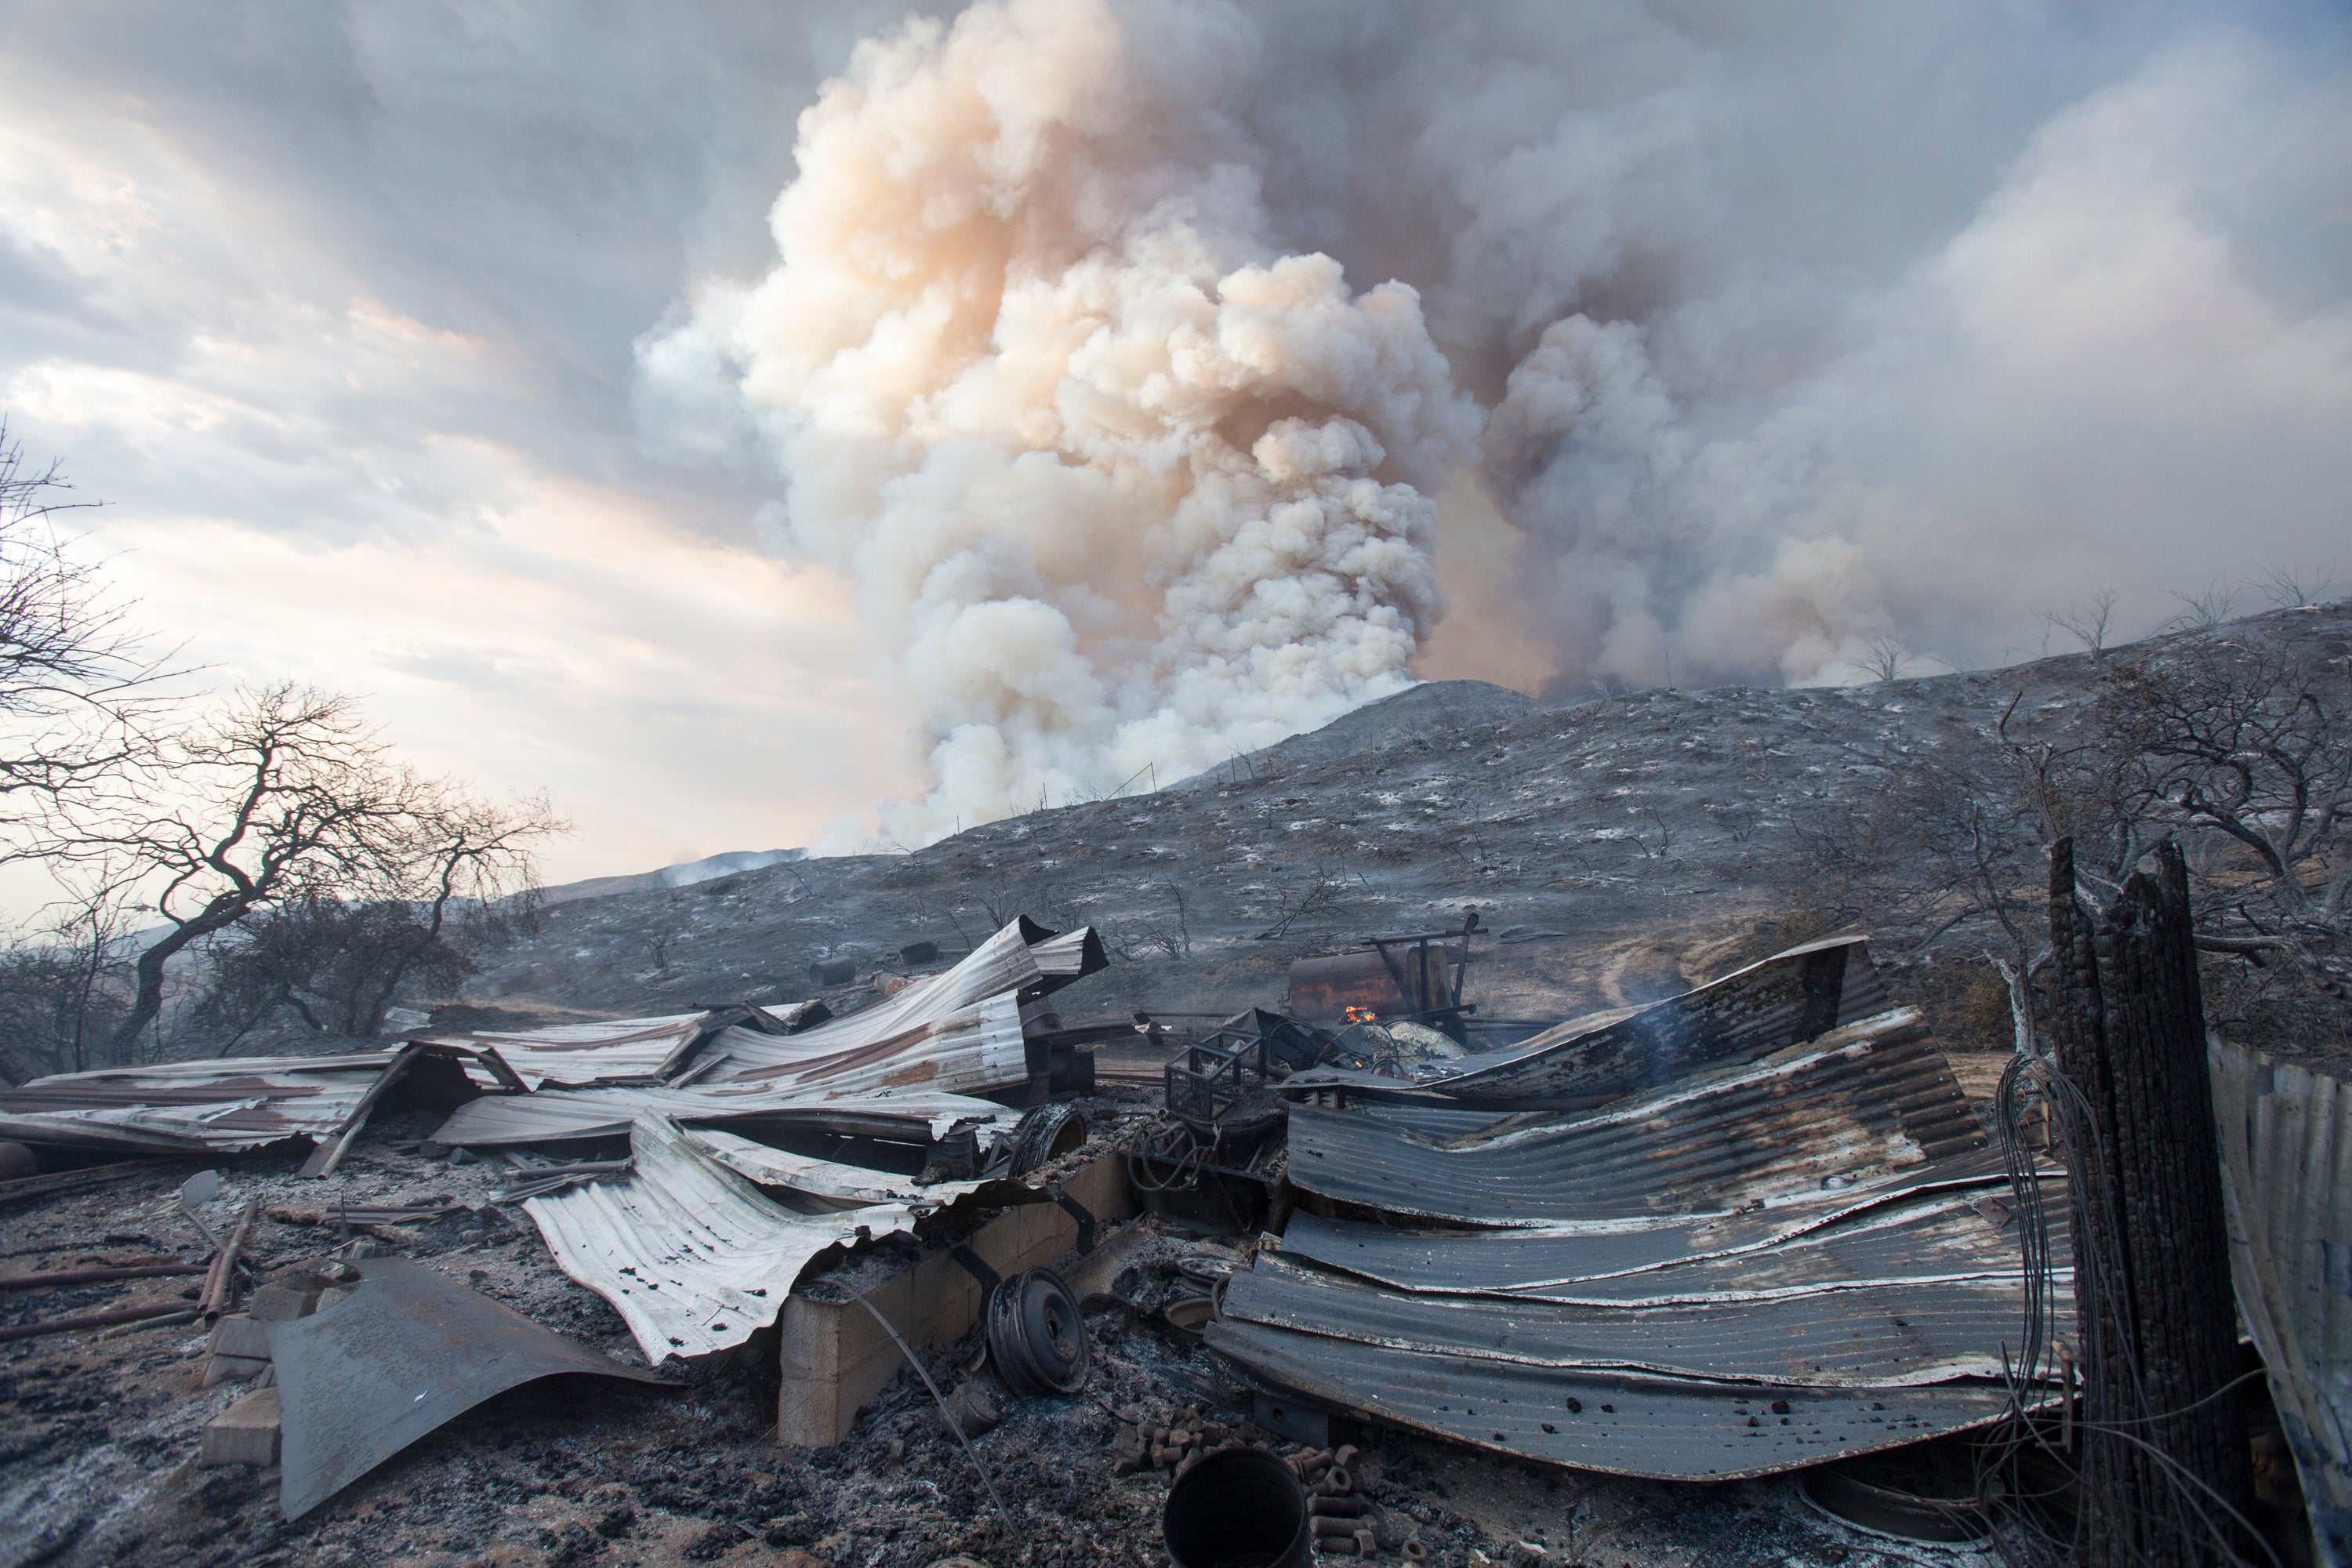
<box><xmin>706</xmin><ymin>917</ymin><xmax>1099</xmax><ymax>1096</ymax></box>
<box><xmin>1203</xmin><ymin>1316</ymin><xmax>2024</xmax><ymax>1483</ymax></box>
<box><xmin>413</xmin><ymin>1014</ymin><xmax>716</xmax><ymax>1090</ymax></box>
<box><xmin>0</xmin><ymin>1054</ymin><xmax>399</xmax><ymax>1153</ymax></box>
<box><xmin>1285</xmin><ymin>1008</ymin><xmax>1983</xmax><ymax>1225</ymax></box>
<box><xmin>522</xmin><ymin>1110</ymin><xmax>931</xmax><ymax>1363</ymax></box>
<box><xmin>1406</xmin><ymin>933</ymin><xmax>1893</xmax><ymax>1103</ymax></box>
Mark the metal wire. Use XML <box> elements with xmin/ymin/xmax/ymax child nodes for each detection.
<box><xmin>855</xmin><ymin>1293</ymin><xmax>1010</xmax><ymax>1526</ymax></box>
<box><xmin>1980</xmin><ymin>1052</ymin><xmax>2281</xmax><ymax>1568</ymax></box>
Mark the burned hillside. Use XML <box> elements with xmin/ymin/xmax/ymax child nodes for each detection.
<box><xmin>469</xmin><ymin>601</ymin><xmax>2352</xmax><ymax>1074</ymax></box>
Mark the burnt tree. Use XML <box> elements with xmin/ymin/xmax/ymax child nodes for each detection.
<box><xmin>2047</xmin><ymin>837</ymin><xmax>2253</xmax><ymax>1566</ymax></box>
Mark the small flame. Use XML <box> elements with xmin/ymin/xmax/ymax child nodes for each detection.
<box><xmin>1343</xmin><ymin>1006</ymin><xmax>1379</xmax><ymax>1025</ymax></box>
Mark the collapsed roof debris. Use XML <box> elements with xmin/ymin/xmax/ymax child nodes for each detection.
<box><xmin>266</xmin><ymin>1258</ymin><xmax>667</xmax><ymax>1521</ymax></box>
<box><xmin>521</xmin><ymin>1110</ymin><xmax>954</xmax><ymax>1363</ymax></box>
<box><xmin>1282</xmin><ymin>1007</ymin><xmax>1983</xmax><ymax>1225</ymax></box>
<box><xmin>412</xmin><ymin>1012</ymin><xmax>728</xmax><ymax>1089</ymax></box>
<box><xmin>698</xmin><ymin>918</ymin><xmax>1105</xmax><ymax>1096</ymax></box>
<box><xmin>1163</xmin><ymin>938</ymin><xmax>2073</xmax><ymax>1490</ymax></box>
<box><xmin>0</xmin><ymin>1054</ymin><xmax>433</xmax><ymax>1157</ymax></box>
<box><xmin>32</xmin><ymin>909</ymin><xmax>2310</xmax><ymax>1562</ymax></box>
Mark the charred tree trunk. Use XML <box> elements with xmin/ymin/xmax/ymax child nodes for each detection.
<box><xmin>2046</xmin><ymin>838</ymin><xmax>2252</xmax><ymax>1566</ymax></box>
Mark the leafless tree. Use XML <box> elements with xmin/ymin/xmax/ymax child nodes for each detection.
<box><xmin>1253</xmin><ymin>863</ymin><xmax>1348</xmax><ymax>941</ymax></box>
<box><xmin>1857</xmin><ymin>634</ymin><xmax>1910</xmax><ymax>684</ymax></box>
<box><xmin>0</xmin><ymin>885</ymin><xmax>137</xmax><ymax>1081</ymax></box>
<box><xmin>192</xmin><ymin>895</ymin><xmax>477</xmax><ymax>1047</ymax></box>
<box><xmin>0</xmin><ymin>423</ymin><xmax>174</xmax><ymax>839</ymax></box>
<box><xmin>42</xmin><ymin>683</ymin><xmax>564</xmax><ymax>1057</ymax></box>
<box><xmin>2165</xmin><ymin>578</ymin><xmax>2240</xmax><ymax>633</ymax></box>
<box><xmin>2258</xmin><ymin>561</ymin><xmax>2341</xmax><ymax>611</ymax></box>
<box><xmin>2046</xmin><ymin>588</ymin><xmax>2121</xmax><ymax>660</ymax></box>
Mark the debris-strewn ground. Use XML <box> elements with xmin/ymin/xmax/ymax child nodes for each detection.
<box><xmin>2</xmin><ymin>1133</ymin><xmax>2019</xmax><ymax>1568</ymax></box>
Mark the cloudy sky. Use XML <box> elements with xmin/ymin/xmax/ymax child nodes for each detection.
<box><xmin>1</xmin><ymin>0</ymin><xmax>2344</xmax><ymax>895</ymax></box>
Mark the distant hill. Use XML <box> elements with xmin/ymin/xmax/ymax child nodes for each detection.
<box><xmin>535</xmin><ymin>848</ymin><xmax>806</xmax><ymax>906</ymax></box>
<box><xmin>467</xmin><ymin>604</ymin><xmax>2350</xmax><ymax>1070</ymax></box>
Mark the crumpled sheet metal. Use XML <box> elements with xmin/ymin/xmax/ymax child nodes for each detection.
<box><xmin>521</xmin><ymin>1111</ymin><xmax>931</xmax><ymax>1363</ymax></box>
<box><xmin>1404</xmin><ymin>933</ymin><xmax>1891</xmax><ymax>1104</ymax></box>
<box><xmin>1203</xmin><ymin>1315</ymin><xmax>2024</xmax><ymax>1483</ymax></box>
<box><xmin>426</xmin><ymin>1082</ymin><xmax>1015</xmax><ymax>1149</ymax></box>
<box><xmin>2210</xmin><ymin>1040</ymin><xmax>2352</xmax><ymax>1566</ymax></box>
<box><xmin>1285</xmin><ymin>1009</ymin><xmax>1983</xmax><ymax>1225</ymax></box>
<box><xmin>706</xmin><ymin>916</ymin><xmax>1102</xmax><ymax>1094</ymax></box>
<box><xmin>1227</xmin><ymin>1250</ymin><xmax>2032</xmax><ymax>1387</ymax></box>
<box><xmin>0</xmin><ymin>1054</ymin><xmax>397</xmax><ymax>1153</ymax></box>
<box><xmin>414</xmin><ymin>1013</ymin><xmax>716</xmax><ymax>1090</ymax></box>
<box><xmin>265</xmin><ymin>1258</ymin><xmax>666</xmax><ymax>1520</ymax></box>
<box><xmin>1278</xmin><ymin>1162</ymin><xmax>2060</xmax><ymax>1305</ymax></box>
<box><xmin>686</xmin><ymin>1126</ymin><xmax>992</xmax><ymax>1210</ymax></box>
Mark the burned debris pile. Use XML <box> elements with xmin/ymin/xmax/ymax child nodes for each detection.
<box><xmin>2</xmin><ymin>896</ymin><xmax>2336</xmax><ymax>1567</ymax></box>
<box><xmin>1140</xmin><ymin>936</ymin><xmax>2070</xmax><ymax>1489</ymax></box>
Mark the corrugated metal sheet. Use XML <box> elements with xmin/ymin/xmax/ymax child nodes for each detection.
<box><xmin>415</xmin><ymin>1013</ymin><xmax>715</xmax><ymax>1090</ymax></box>
<box><xmin>1202</xmin><ymin>1316</ymin><xmax>2024</xmax><ymax>1483</ymax></box>
<box><xmin>1411</xmin><ymin>933</ymin><xmax>1892</xmax><ymax>1103</ymax></box>
<box><xmin>428</xmin><ymin>1083</ymin><xmax>1018</xmax><ymax>1149</ymax></box>
<box><xmin>706</xmin><ymin>918</ymin><xmax>1091</xmax><ymax>1095</ymax></box>
<box><xmin>1029</xmin><ymin>927</ymin><xmax>1109</xmax><ymax>996</ymax></box>
<box><xmin>522</xmin><ymin>1110</ymin><xmax>931</xmax><ymax>1363</ymax></box>
<box><xmin>1285</xmin><ymin>1008</ymin><xmax>1984</xmax><ymax>1225</ymax></box>
<box><xmin>1225</xmin><ymin>1251</ymin><xmax>2031</xmax><ymax>1386</ymax></box>
<box><xmin>2210</xmin><ymin>1040</ymin><xmax>2352</xmax><ymax>1566</ymax></box>
<box><xmin>1279</xmin><ymin>1167</ymin><xmax>2056</xmax><ymax>1305</ymax></box>
<box><xmin>0</xmin><ymin>1054</ymin><xmax>400</xmax><ymax>1153</ymax></box>
<box><xmin>686</xmin><ymin>1127</ymin><xmax>987</xmax><ymax>1210</ymax></box>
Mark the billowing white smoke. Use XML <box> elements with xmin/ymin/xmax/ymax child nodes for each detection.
<box><xmin>640</xmin><ymin>0</ymin><xmax>1475</xmax><ymax>844</ymax></box>
<box><xmin>644</xmin><ymin>0</ymin><xmax>2352</xmax><ymax>838</ymax></box>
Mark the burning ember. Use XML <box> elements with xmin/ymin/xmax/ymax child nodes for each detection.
<box><xmin>1343</xmin><ymin>1006</ymin><xmax>1379</xmax><ymax>1025</ymax></box>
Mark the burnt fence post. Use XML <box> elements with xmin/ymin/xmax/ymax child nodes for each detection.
<box><xmin>2046</xmin><ymin>837</ymin><xmax>2255</xmax><ymax>1566</ymax></box>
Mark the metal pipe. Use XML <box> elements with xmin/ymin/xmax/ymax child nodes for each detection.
<box><xmin>0</xmin><ymin>1262</ymin><xmax>207</xmax><ymax>1292</ymax></box>
<box><xmin>0</xmin><ymin>1299</ymin><xmax>196</xmax><ymax>1342</ymax></box>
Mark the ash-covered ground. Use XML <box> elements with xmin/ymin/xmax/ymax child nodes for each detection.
<box><xmin>3</xmin><ymin>1098</ymin><xmax>2015</xmax><ymax>1568</ymax></box>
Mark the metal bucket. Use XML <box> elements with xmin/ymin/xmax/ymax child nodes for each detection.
<box><xmin>1163</xmin><ymin>1445</ymin><xmax>1312</xmax><ymax>1568</ymax></box>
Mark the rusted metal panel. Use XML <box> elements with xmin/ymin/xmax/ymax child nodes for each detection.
<box><xmin>266</xmin><ymin>1258</ymin><xmax>666</xmax><ymax>1520</ymax></box>
<box><xmin>2210</xmin><ymin>1040</ymin><xmax>2352</xmax><ymax>1566</ymax></box>
<box><xmin>708</xmin><ymin>918</ymin><xmax>1090</xmax><ymax>1095</ymax></box>
<box><xmin>414</xmin><ymin>1013</ymin><xmax>716</xmax><ymax>1090</ymax></box>
<box><xmin>1203</xmin><ymin>1316</ymin><xmax>2027</xmax><ymax>1483</ymax></box>
<box><xmin>1225</xmin><ymin>1251</ymin><xmax>2034</xmax><ymax>1386</ymax></box>
<box><xmin>1285</xmin><ymin>1009</ymin><xmax>1983</xmax><ymax>1225</ymax></box>
<box><xmin>1420</xmin><ymin>933</ymin><xmax>1889</xmax><ymax>1103</ymax></box>
<box><xmin>0</xmin><ymin>1056</ymin><xmax>400</xmax><ymax>1154</ymax></box>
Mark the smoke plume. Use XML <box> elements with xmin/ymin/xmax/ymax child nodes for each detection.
<box><xmin>642</xmin><ymin>0</ymin><xmax>2352</xmax><ymax>841</ymax></box>
<box><xmin>640</xmin><ymin>0</ymin><xmax>1475</xmax><ymax>844</ymax></box>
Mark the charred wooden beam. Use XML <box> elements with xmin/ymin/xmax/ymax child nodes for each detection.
<box><xmin>2047</xmin><ymin>838</ymin><xmax>2254</xmax><ymax>1567</ymax></box>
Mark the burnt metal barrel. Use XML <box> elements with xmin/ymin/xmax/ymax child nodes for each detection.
<box><xmin>1163</xmin><ymin>1445</ymin><xmax>1311</xmax><ymax>1568</ymax></box>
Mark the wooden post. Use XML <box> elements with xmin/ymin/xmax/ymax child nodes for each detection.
<box><xmin>2047</xmin><ymin>839</ymin><xmax>2253</xmax><ymax>1566</ymax></box>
